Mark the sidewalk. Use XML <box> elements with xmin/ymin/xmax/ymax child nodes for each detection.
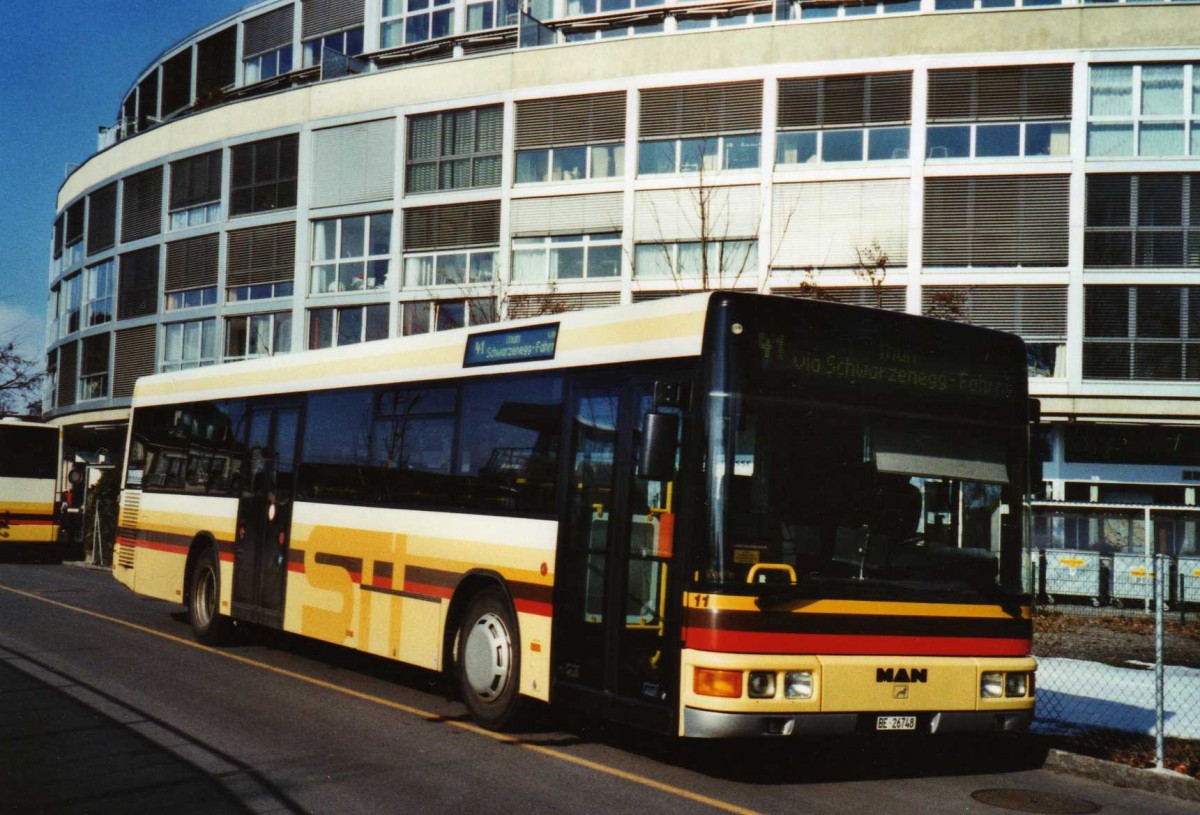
<box><xmin>0</xmin><ymin>656</ymin><xmax>255</xmax><ymax>814</ymax></box>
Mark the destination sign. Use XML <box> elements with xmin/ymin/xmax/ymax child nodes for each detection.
<box><xmin>464</xmin><ymin>323</ymin><xmax>559</xmax><ymax>367</ymax></box>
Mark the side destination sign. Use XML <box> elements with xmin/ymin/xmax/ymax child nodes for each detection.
<box><xmin>464</xmin><ymin>323</ymin><xmax>559</xmax><ymax>367</ymax></box>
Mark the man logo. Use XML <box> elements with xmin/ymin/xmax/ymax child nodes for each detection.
<box><xmin>876</xmin><ymin>668</ymin><xmax>928</xmax><ymax>684</ymax></box>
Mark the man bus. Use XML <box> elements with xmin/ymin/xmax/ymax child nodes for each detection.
<box><xmin>0</xmin><ymin>418</ymin><xmax>63</xmax><ymax>562</ymax></box>
<box><xmin>114</xmin><ymin>292</ymin><xmax>1036</xmax><ymax>737</ymax></box>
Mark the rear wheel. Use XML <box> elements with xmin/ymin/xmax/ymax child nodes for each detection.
<box><xmin>189</xmin><ymin>547</ymin><xmax>230</xmax><ymax>646</ymax></box>
<box><xmin>457</xmin><ymin>588</ymin><xmax>522</xmax><ymax>730</ymax></box>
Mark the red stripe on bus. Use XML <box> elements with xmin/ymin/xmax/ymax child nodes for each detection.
<box><xmin>513</xmin><ymin>598</ymin><xmax>552</xmax><ymax>618</ymax></box>
<box><xmin>683</xmin><ymin>628</ymin><xmax>1030</xmax><ymax>657</ymax></box>
<box><xmin>288</xmin><ymin>561</ymin><xmax>306</xmax><ymax>574</ymax></box>
<box><xmin>403</xmin><ymin>581</ymin><xmax>453</xmax><ymax>600</ymax></box>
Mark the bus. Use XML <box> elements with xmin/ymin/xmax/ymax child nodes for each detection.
<box><xmin>114</xmin><ymin>292</ymin><xmax>1037</xmax><ymax>737</ymax></box>
<box><xmin>0</xmin><ymin>418</ymin><xmax>63</xmax><ymax>561</ymax></box>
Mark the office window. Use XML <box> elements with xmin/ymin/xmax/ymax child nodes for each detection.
<box><xmin>1084</xmin><ymin>286</ymin><xmax>1200</xmax><ymax>380</ymax></box>
<box><xmin>310</xmin><ymin>213</ymin><xmax>392</xmax><ymax>293</ymax></box>
<box><xmin>60</xmin><ymin>274</ymin><xmax>82</xmax><ymax>337</ymax></box>
<box><xmin>165</xmin><ymin>287</ymin><xmax>218</xmax><ymax>311</ymax></box>
<box><xmin>169</xmin><ymin>151</ymin><xmax>223</xmax><ymax>230</ymax></box>
<box><xmin>87</xmin><ymin>183</ymin><xmax>118</xmax><ymax>256</ymax></box>
<box><xmin>118</xmin><ymin>246</ymin><xmax>160</xmax><ymax>320</ymax></box>
<box><xmin>226</xmin><ymin>312</ymin><xmax>293</xmax><ymax>360</ymax></box>
<box><xmin>122</xmin><ymin>166</ymin><xmax>164</xmax><ymax>243</ymax></box>
<box><xmin>403</xmin><ymin>250</ymin><xmax>496</xmax><ymax>288</ymax></box>
<box><xmin>161</xmin><ymin>48</ymin><xmax>193</xmax><ymax>116</ymax></box>
<box><xmin>777</xmin><ymin>72</ymin><xmax>912</xmax><ymax>166</ymax></box>
<box><xmin>64</xmin><ymin>199</ymin><xmax>85</xmax><ymax>268</ymax></box>
<box><xmin>1088</xmin><ymin>63</ymin><xmax>1200</xmax><ymax>158</ymax></box>
<box><xmin>311</xmin><ymin>119</ymin><xmax>396</xmax><ymax>208</ymax></box>
<box><xmin>308</xmin><ymin>304</ymin><xmax>389</xmax><ymax>349</ymax></box>
<box><xmin>83</xmin><ymin>260</ymin><xmax>115</xmax><ymax>327</ymax></box>
<box><xmin>467</xmin><ymin>0</ymin><xmax>518</xmax><ymax>31</ymax></box>
<box><xmin>303</xmin><ymin>28</ymin><xmax>364</xmax><ymax>67</ymax></box>
<box><xmin>406</xmin><ymin>106</ymin><xmax>503</xmax><ymax>193</ymax></box>
<box><xmin>638</xmin><ymin>82</ymin><xmax>762</xmax><ymax>175</ymax></box>
<box><xmin>78</xmin><ymin>334</ymin><xmax>110</xmax><ymax>402</ymax></box>
<box><xmin>512</xmin><ymin>233</ymin><xmax>622</xmax><ymax>282</ymax></box>
<box><xmin>1085</xmin><ymin>173</ymin><xmax>1200</xmax><ymax>268</ymax></box>
<box><xmin>196</xmin><ymin>26</ymin><xmax>237</xmax><ymax>100</ymax></box>
<box><xmin>515</xmin><ymin>92</ymin><xmax>625</xmax><ymax>183</ymax></box>
<box><xmin>227</xmin><ymin>222</ymin><xmax>297</xmax><ymax>299</ymax></box>
<box><xmin>231</xmin><ymin>135</ymin><xmax>299</xmax><ymax>216</ymax></box>
<box><xmin>791</xmin><ymin>0</ymin><xmax>920</xmax><ymax>18</ymax></box>
<box><xmin>381</xmin><ymin>0</ymin><xmax>454</xmax><ymax>48</ymax></box>
<box><xmin>926</xmin><ymin>65</ymin><xmax>1072</xmax><ymax>160</ymax></box>
<box><xmin>228</xmin><ymin>281</ymin><xmax>294</xmax><ymax>303</ymax></box>
<box><xmin>243</xmin><ymin>5</ymin><xmax>294</xmax><ymax>82</ymax></box>
<box><xmin>634</xmin><ymin>240</ymin><xmax>757</xmax><ymax>281</ymax></box>
<box><xmin>165</xmin><ymin>234</ymin><xmax>219</xmax><ymax>309</ymax></box>
<box><xmin>162</xmin><ymin>319</ymin><xmax>217</xmax><ymax>372</ymax></box>
<box><xmin>400</xmin><ymin>298</ymin><xmax>497</xmax><ymax>335</ymax></box>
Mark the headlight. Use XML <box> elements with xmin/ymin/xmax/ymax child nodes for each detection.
<box><xmin>785</xmin><ymin>671</ymin><xmax>814</xmax><ymax>700</ymax></box>
<box><xmin>1006</xmin><ymin>672</ymin><xmax>1028</xmax><ymax>698</ymax></box>
<box><xmin>981</xmin><ymin>672</ymin><xmax>1004</xmax><ymax>698</ymax></box>
<box><xmin>748</xmin><ymin>671</ymin><xmax>776</xmax><ymax>699</ymax></box>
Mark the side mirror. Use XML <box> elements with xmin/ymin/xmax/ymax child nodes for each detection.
<box><xmin>639</xmin><ymin>412</ymin><xmax>679</xmax><ymax>481</ymax></box>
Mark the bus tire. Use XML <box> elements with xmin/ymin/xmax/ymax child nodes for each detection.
<box><xmin>457</xmin><ymin>588</ymin><xmax>522</xmax><ymax>731</ymax></box>
<box><xmin>189</xmin><ymin>547</ymin><xmax>230</xmax><ymax>646</ymax></box>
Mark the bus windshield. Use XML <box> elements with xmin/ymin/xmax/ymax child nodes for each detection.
<box><xmin>0</xmin><ymin>425</ymin><xmax>58</xmax><ymax>480</ymax></box>
<box><xmin>701</xmin><ymin>297</ymin><xmax>1029</xmax><ymax>599</ymax></box>
<box><xmin>706</xmin><ymin>397</ymin><xmax>1024</xmax><ymax>597</ymax></box>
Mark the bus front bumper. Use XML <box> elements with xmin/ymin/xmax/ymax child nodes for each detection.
<box><xmin>682</xmin><ymin>707</ymin><xmax>1034</xmax><ymax>738</ymax></box>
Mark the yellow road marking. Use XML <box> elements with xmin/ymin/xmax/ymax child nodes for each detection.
<box><xmin>0</xmin><ymin>583</ymin><xmax>759</xmax><ymax>815</ymax></box>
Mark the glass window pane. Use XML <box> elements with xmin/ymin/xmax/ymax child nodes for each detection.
<box><xmin>313</xmin><ymin>220</ymin><xmax>337</xmax><ymax>260</ymax></box>
<box><xmin>365</xmin><ymin>305</ymin><xmax>389</xmax><ymax>341</ymax></box>
<box><xmin>470</xmin><ymin>252</ymin><xmax>495</xmax><ymax>283</ymax></box>
<box><xmin>309</xmin><ymin>309</ymin><xmax>334</xmax><ymax>349</ymax></box>
<box><xmin>867</xmin><ymin>126</ymin><xmax>910</xmax><ymax>161</ymax></box>
<box><xmin>369</xmin><ymin>214</ymin><xmax>392</xmax><ymax>255</ymax></box>
<box><xmin>721</xmin><ymin>240</ymin><xmax>758</xmax><ymax>279</ymax></box>
<box><xmin>338</xmin><ymin>307</ymin><xmax>363</xmax><ymax>346</ymax></box>
<box><xmin>976</xmin><ymin>124</ymin><xmax>1021</xmax><ymax>157</ymax></box>
<box><xmin>680</xmin><ymin>138</ymin><xmax>718</xmax><ymax>173</ymax></box>
<box><xmin>467</xmin><ymin>297</ymin><xmax>497</xmax><ymax>325</ymax></box>
<box><xmin>513</xmin><ymin>249</ymin><xmax>546</xmax><ymax>282</ymax></box>
<box><xmin>1090</xmin><ymin>65</ymin><xmax>1133</xmax><ymax>117</ymax></box>
<box><xmin>677</xmin><ymin>242</ymin><xmax>703</xmax><ymax>277</ymax></box>
<box><xmin>723</xmin><ymin>134</ymin><xmax>760</xmax><ymax>169</ymax></box>
<box><xmin>367</xmin><ymin>259</ymin><xmax>390</xmax><ymax>289</ymax></box>
<box><xmin>639</xmin><ymin>140</ymin><xmax>676</xmax><ymax>174</ymax></box>
<box><xmin>776</xmin><ymin>131</ymin><xmax>817</xmax><ymax>165</ymax></box>
<box><xmin>551</xmin><ymin>246</ymin><xmax>584</xmax><ymax>279</ymax></box>
<box><xmin>516</xmin><ymin>150</ymin><xmax>548</xmax><ymax>183</ymax></box>
<box><xmin>1025</xmin><ymin>123</ymin><xmax>1070</xmax><ymax>157</ymax></box>
<box><xmin>340</xmin><ymin>217</ymin><xmax>366</xmax><ymax>259</ymax></box>
<box><xmin>275</xmin><ymin>313</ymin><xmax>292</xmax><ymax>354</ymax></box>
<box><xmin>551</xmin><ymin>146</ymin><xmax>587</xmax><ymax>181</ymax></box>
<box><xmin>437</xmin><ymin>301</ymin><xmax>465</xmax><ymax>331</ymax></box>
<box><xmin>823</xmin><ymin>129</ymin><xmax>864</xmax><ymax>162</ymax></box>
<box><xmin>403</xmin><ymin>301</ymin><xmax>432</xmax><ymax>335</ymax></box>
<box><xmin>926</xmin><ymin>126</ymin><xmax>970</xmax><ymax>159</ymax></box>
<box><xmin>226</xmin><ymin>318</ymin><xmax>248</xmax><ymax>357</ymax></box>
<box><xmin>311</xmin><ymin>264</ymin><xmax>336</xmax><ymax>293</ymax></box>
<box><xmin>587</xmin><ymin>244</ymin><xmax>621</xmax><ymax>277</ymax></box>
<box><xmin>339</xmin><ymin>261</ymin><xmax>366</xmax><ymax>290</ymax></box>
<box><xmin>635</xmin><ymin>244</ymin><xmax>672</xmax><ymax>278</ymax></box>
<box><xmin>436</xmin><ymin>253</ymin><xmax>467</xmax><ymax>285</ymax></box>
<box><xmin>405</xmin><ymin>256</ymin><xmax>433</xmax><ymax>288</ymax></box>
<box><xmin>1142</xmin><ymin>65</ymin><xmax>1184</xmax><ymax>116</ymax></box>
<box><xmin>1087</xmin><ymin>123</ymin><xmax>1134</xmax><ymax>157</ymax></box>
<box><xmin>590</xmin><ymin>144</ymin><xmax>623</xmax><ymax>178</ymax></box>
<box><xmin>1139</xmin><ymin>123</ymin><xmax>1185</xmax><ymax>157</ymax></box>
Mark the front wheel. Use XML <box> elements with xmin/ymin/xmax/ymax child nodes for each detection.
<box><xmin>457</xmin><ymin>588</ymin><xmax>522</xmax><ymax>730</ymax></box>
<box><xmin>189</xmin><ymin>547</ymin><xmax>231</xmax><ymax>646</ymax></box>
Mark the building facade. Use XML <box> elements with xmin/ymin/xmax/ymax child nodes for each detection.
<box><xmin>44</xmin><ymin>0</ymin><xmax>1200</xmax><ymax>560</ymax></box>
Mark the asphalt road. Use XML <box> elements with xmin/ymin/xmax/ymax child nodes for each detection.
<box><xmin>0</xmin><ymin>563</ymin><xmax>1191</xmax><ymax>815</ymax></box>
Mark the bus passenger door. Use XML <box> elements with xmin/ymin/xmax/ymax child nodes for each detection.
<box><xmin>553</xmin><ymin>379</ymin><xmax>680</xmax><ymax>728</ymax></box>
<box><xmin>232</xmin><ymin>403</ymin><xmax>300</xmax><ymax>628</ymax></box>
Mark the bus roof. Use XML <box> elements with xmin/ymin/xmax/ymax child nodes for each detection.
<box><xmin>0</xmin><ymin>417</ymin><xmax>60</xmax><ymax>432</ymax></box>
<box><xmin>132</xmin><ymin>292</ymin><xmax>719</xmax><ymax>408</ymax></box>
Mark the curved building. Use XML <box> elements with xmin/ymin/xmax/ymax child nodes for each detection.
<box><xmin>45</xmin><ymin>0</ymin><xmax>1200</xmax><ymax>551</ymax></box>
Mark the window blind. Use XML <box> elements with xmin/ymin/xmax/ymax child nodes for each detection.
<box><xmin>921</xmin><ymin>285</ymin><xmax>1069</xmax><ymax>336</ymax></box>
<box><xmin>640</xmin><ymin>81</ymin><xmax>762</xmax><ymax>139</ymax></box>
<box><xmin>778</xmin><ymin>72</ymin><xmax>912</xmax><ymax>129</ymax></box>
<box><xmin>122</xmin><ymin>166</ymin><xmax>164</xmax><ymax>243</ymax></box>
<box><xmin>197</xmin><ymin>27</ymin><xmax>237</xmax><ymax>98</ymax></box>
<box><xmin>118</xmin><ymin>246</ymin><xmax>160</xmax><ymax>320</ymax></box>
<box><xmin>65</xmin><ymin>200</ymin><xmax>85</xmax><ymax>248</ymax></box>
<box><xmin>113</xmin><ymin>325</ymin><xmax>157</xmax><ymax>398</ymax></box>
<box><xmin>243</xmin><ymin>5</ymin><xmax>295</xmax><ymax>58</ymax></box>
<box><xmin>165</xmin><ymin>234</ymin><xmax>220</xmax><ymax>291</ymax></box>
<box><xmin>302</xmin><ymin>0</ymin><xmax>364</xmax><ymax>39</ymax></box>
<box><xmin>170</xmin><ymin>151</ymin><xmax>223</xmax><ymax>211</ymax></box>
<box><xmin>772</xmin><ymin>179</ymin><xmax>909</xmax><ymax>269</ymax></box>
<box><xmin>923</xmin><ymin>175</ymin><xmax>1069</xmax><ymax>267</ymax></box>
<box><xmin>57</xmin><ymin>342</ymin><xmax>77</xmax><ymax>408</ymax></box>
<box><xmin>311</xmin><ymin>119</ymin><xmax>396</xmax><ymax>208</ymax></box>
<box><xmin>928</xmin><ymin>65</ymin><xmax>1073</xmax><ymax>123</ymax></box>
<box><xmin>515</xmin><ymin>92</ymin><xmax>626</xmax><ymax>150</ymax></box>
<box><xmin>403</xmin><ymin>201</ymin><xmax>500</xmax><ymax>251</ymax></box>
<box><xmin>634</xmin><ymin>186</ymin><xmax>760</xmax><ymax>242</ymax></box>
<box><xmin>226</xmin><ymin>222</ymin><xmax>297</xmax><ymax>288</ymax></box>
<box><xmin>511</xmin><ymin>193</ymin><xmax>624</xmax><ymax>237</ymax></box>
<box><xmin>87</xmin><ymin>183</ymin><xmax>117</xmax><ymax>256</ymax></box>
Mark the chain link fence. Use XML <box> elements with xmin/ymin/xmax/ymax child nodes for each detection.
<box><xmin>1030</xmin><ymin>502</ymin><xmax>1200</xmax><ymax>777</ymax></box>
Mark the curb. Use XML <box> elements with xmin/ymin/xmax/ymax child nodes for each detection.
<box><xmin>1044</xmin><ymin>749</ymin><xmax>1200</xmax><ymax>803</ymax></box>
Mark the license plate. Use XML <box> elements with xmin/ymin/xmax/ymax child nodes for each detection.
<box><xmin>876</xmin><ymin>715</ymin><xmax>917</xmax><ymax>731</ymax></box>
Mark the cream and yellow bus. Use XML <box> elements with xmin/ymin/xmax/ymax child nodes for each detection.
<box><xmin>0</xmin><ymin>418</ymin><xmax>63</xmax><ymax>562</ymax></box>
<box><xmin>115</xmin><ymin>292</ymin><xmax>1037</xmax><ymax>737</ymax></box>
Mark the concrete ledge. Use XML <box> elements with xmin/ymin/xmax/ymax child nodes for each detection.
<box><xmin>1044</xmin><ymin>748</ymin><xmax>1200</xmax><ymax>803</ymax></box>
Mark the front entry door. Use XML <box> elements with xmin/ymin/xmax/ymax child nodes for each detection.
<box><xmin>232</xmin><ymin>403</ymin><xmax>300</xmax><ymax>627</ymax></box>
<box><xmin>553</xmin><ymin>378</ymin><xmax>681</xmax><ymax>724</ymax></box>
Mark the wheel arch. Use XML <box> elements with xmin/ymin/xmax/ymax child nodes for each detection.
<box><xmin>182</xmin><ymin>532</ymin><xmax>221</xmax><ymax>608</ymax></box>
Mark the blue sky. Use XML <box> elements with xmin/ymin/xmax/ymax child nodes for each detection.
<box><xmin>0</xmin><ymin>0</ymin><xmax>250</xmax><ymax>363</ymax></box>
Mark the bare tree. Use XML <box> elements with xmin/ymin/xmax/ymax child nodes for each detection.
<box><xmin>853</xmin><ymin>241</ymin><xmax>890</xmax><ymax>310</ymax></box>
<box><xmin>0</xmin><ymin>339</ymin><xmax>43</xmax><ymax>416</ymax></box>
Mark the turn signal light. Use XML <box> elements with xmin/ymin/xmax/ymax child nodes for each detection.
<box><xmin>694</xmin><ymin>668</ymin><xmax>743</xmax><ymax>698</ymax></box>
